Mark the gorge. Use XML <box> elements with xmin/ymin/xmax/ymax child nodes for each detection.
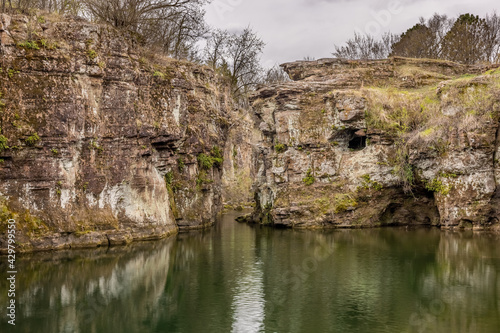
<box><xmin>1</xmin><ymin>13</ymin><xmax>500</xmax><ymax>253</ymax></box>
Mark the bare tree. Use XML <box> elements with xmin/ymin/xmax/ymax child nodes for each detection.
<box><xmin>485</xmin><ymin>12</ymin><xmax>500</xmax><ymax>63</ymax></box>
<box><xmin>205</xmin><ymin>29</ymin><xmax>229</xmax><ymax>70</ymax></box>
<box><xmin>140</xmin><ymin>3</ymin><xmax>208</xmax><ymax>59</ymax></box>
<box><xmin>261</xmin><ymin>64</ymin><xmax>290</xmax><ymax>85</ymax></box>
<box><xmin>81</xmin><ymin>0</ymin><xmax>207</xmax><ymax>29</ymax></box>
<box><xmin>204</xmin><ymin>27</ymin><xmax>265</xmax><ymax>95</ymax></box>
<box><xmin>333</xmin><ymin>32</ymin><xmax>399</xmax><ymax>60</ymax></box>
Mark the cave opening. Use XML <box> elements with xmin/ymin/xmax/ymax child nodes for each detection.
<box><xmin>348</xmin><ymin>135</ymin><xmax>366</xmax><ymax>150</ymax></box>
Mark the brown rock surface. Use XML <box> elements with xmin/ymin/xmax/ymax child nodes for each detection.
<box><xmin>250</xmin><ymin>56</ymin><xmax>500</xmax><ymax>230</ymax></box>
<box><xmin>0</xmin><ymin>13</ymin><xmax>254</xmax><ymax>252</ymax></box>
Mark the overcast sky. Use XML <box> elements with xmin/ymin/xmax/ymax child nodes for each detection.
<box><xmin>204</xmin><ymin>0</ymin><xmax>499</xmax><ymax>68</ymax></box>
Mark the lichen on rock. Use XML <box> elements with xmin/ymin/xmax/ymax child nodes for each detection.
<box><xmin>0</xmin><ymin>13</ymin><xmax>255</xmax><ymax>252</ymax></box>
<box><xmin>250</xmin><ymin>57</ymin><xmax>500</xmax><ymax>230</ymax></box>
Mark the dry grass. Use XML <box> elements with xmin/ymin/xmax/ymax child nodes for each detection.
<box><xmin>362</xmin><ymin>68</ymin><xmax>500</xmax><ymax>191</ymax></box>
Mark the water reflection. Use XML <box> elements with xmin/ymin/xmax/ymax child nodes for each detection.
<box><xmin>1</xmin><ymin>214</ymin><xmax>500</xmax><ymax>333</ymax></box>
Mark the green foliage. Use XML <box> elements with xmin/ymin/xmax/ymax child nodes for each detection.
<box><xmin>425</xmin><ymin>178</ymin><xmax>451</xmax><ymax>195</ymax></box>
<box><xmin>17</xmin><ymin>40</ymin><xmax>40</xmax><ymax>50</ymax></box>
<box><xmin>334</xmin><ymin>194</ymin><xmax>358</xmax><ymax>213</ymax></box>
<box><xmin>210</xmin><ymin>146</ymin><xmax>224</xmax><ymax>167</ymax></box>
<box><xmin>165</xmin><ymin>171</ymin><xmax>174</xmax><ymax>187</ymax></box>
<box><xmin>7</xmin><ymin>69</ymin><xmax>19</xmax><ymax>79</ymax></box>
<box><xmin>17</xmin><ymin>38</ymin><xmax>57</xmax><ymax>51</ymax></box>
<box><xmin>87</xmin><ymin>49</ymin><xmax>98</xmax><ymax>60</ymax></box>
<box><xmin>302</xmin><ymin>169</ymin><xmax>315</xmax><ymax>186</ymax></box>
<box><xmin>439</xmin><ymin>171</ymin><xmax>459</xmax><ymax>179</ymax></box>
<box><xmin>177</xmin><ymin>157</ymin><xmax>185</xmax><ymax>172</ymax></box>
<box><xmin>274</xmin><ymin>143</ymin><xmax>286</xmax><ymax>153</ymax></box>
<box><xmin>25</xmin><ymin>133</ymin><xmax>40</xmax><ymax>146</ymax></box>
<box><xmin>198</xmin><ymin>146</ymin><xmax>224</xmax><ymax>170</ymax></box>
<box><xmin>51</xmin><ymin>148</ymin><xmax>59</xmax><ymax>155</ymax></box>
<box><xmin>0</xmin><ymin>135</ymin><xmax>8</xmax><ymax>152</ymax></box>
<box><xmin>359</xmin><ymin>174</ymin><xmax>383</xmax><ymax>191</ymax></box>
<box><xmin>198</xmin><ymin>153</ymin><xmax>214</xmax><ymax>170</ymax></box>
<box><xmin>153</xmin><ymin>71</ymin><xmax>166</xmax><ymax>78</ymax></box>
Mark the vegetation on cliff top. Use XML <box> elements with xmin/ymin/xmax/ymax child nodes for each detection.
<box><xmin>335</xmin><ymin>13</ymin><xmax>500</xmax><ymax>65</ymax></box>
<box><xmin>1</xmin><ymin>1</ymin><xmax>288</xmax><ymax>99</ymax></box>
<box><xmin>363</xmin><ymin>67</ymin><xmax>500</xmax><ymax>192</ymax></box>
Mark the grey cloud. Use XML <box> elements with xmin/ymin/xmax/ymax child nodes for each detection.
<box><xmin>205</xmin><ymin>0</ymin><xmax>499</xmax><ymax>66</ymax></box>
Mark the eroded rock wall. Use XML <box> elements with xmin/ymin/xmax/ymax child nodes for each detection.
<box><xmin>251</xmin><ymin>57</ymin><xmax>500</xmax><ymax>230</ymax></box>
<box><xmin>0</xmin><ymin>13</ymin><xmax>252</xmax><ymax>251</ymax></box>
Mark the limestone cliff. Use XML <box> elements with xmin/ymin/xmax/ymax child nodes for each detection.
<box><xmin>0</xmin><ymin>13</ymin><xmax>254</xmax><ymax>252</ymax></box>
<box><xmin>3</xmin><ymin>13</ymin><xmax>500</xmax><ymax>253</ymax></box>
<box><xmin>250</xmin><ymin>57</ymin><xmax>500</xmax><ymax>230</ymax></box>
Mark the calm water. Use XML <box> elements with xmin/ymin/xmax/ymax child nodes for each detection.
<box><xmin>1</xmin><ymin>211</ymin><xmax>500</xmax><ymax>333</ymax></box>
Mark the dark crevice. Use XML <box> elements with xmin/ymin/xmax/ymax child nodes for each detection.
<box><xmin>348</xmin><ymin>136</ymin><xmax>366</xmax><ymax>149</ymax></box>
<box><xmin>331</xmin><ymin>128</ymin><xmax>367</xmax><ymax>150</ymax></box>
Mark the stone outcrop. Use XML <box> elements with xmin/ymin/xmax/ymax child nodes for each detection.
<box><xmin>0</xmin><ymin>13</ymin><xmax>254</xmax><ymax>252</ymax></box>
<box><xmin>2</xmin><ymin>13</ymin><xmax>500</xmax><ymax>253</ymax></box>
<box><xmin>250</xmin><ymin>57</ymin><xmax>500</xmax><ymax>230</ymax></box>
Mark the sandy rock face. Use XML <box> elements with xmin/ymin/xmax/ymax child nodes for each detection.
<box><xmin>250</xmin><ymin>57</ymin><xmax>500</xmax><ymax>230</ymax></box>
<box><xmin>0</xmin><ymin>14</ymin><xmax>254</xmax><ymax>252</ymax></box>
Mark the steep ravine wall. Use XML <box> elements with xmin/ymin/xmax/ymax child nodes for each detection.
<box><xmin>2</xmin><ymin>14</ymin><xmax>500</xmax><ymax>253</ymax></box>
<box><xmin>250</xmin><ymin>57</ymin><xmax>500</xmax><ymax>230</ymax></box>
<box><xmin>0</xmin><ymin>13</ymin><xmax>255</xmax><ymax>252</ymax></box>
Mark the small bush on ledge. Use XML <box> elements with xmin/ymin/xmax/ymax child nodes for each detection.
<box><xmin>25</xmin><ymin>133</ymin><xmax>40</xmax><ymax>146</ymax></box>
<box><xmin>274</xmin><ymin>143</ymin><xmax>286</xmax><ymax>153</ymax></box>
<box><xmin>303</xmin><ymin>169</ymin><xmax>315</xmax><ymax>186</ymax></box>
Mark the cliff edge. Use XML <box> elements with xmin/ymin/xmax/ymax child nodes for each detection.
<box><xmin>250</xmin><ymin>57</ymin><xmax>500</xmax><ymax>230</ymax></box>
<box><xmin>0</xmin><ymin>13</ymin><xmax>255</xmax><ymax>252</ymax></box>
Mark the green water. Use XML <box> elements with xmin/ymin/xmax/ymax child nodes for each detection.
<box><xmin>2</xmin><ymin>211</ymin><xmax>500</xmax><ymax>333</ymax></box>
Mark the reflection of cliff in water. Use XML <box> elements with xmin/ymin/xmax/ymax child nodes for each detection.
<box><xmin>158</xmin><ymin>211</ymin><xmax>266</xmax><ymax>332</ymax></box>
<box><xmin>413</xmin><ymin>232</ymin><xmax>500</xmax><ymax>333</ymax></box>
<box><xmin>1</xmin><ymin>214</ymin><xmax>500</xmax><ymax>333</ymax></box>
<box><xmin>256</xmin><ymin>227</ymin><xmax>442</xmax><ymax>333</ymax></box>
<box><xmin>0</xmin><ymin>240</ymin><xmax>174</xmax><ymax>333</ymax></box>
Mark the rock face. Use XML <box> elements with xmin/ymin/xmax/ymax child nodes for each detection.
<box><xmin>0</xmin><ymin>13</ymin><xmax>254</xmax><ymax>252</ymax></box>
<box><xmin>251</xmin><ymin>57</ymin><xmax>500</xmax><ymax>230</ymax></box>
<box><xmin>2</xmin><ymin>13</ymin><xmax>500</xmax><ymax>252</ymax></box>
